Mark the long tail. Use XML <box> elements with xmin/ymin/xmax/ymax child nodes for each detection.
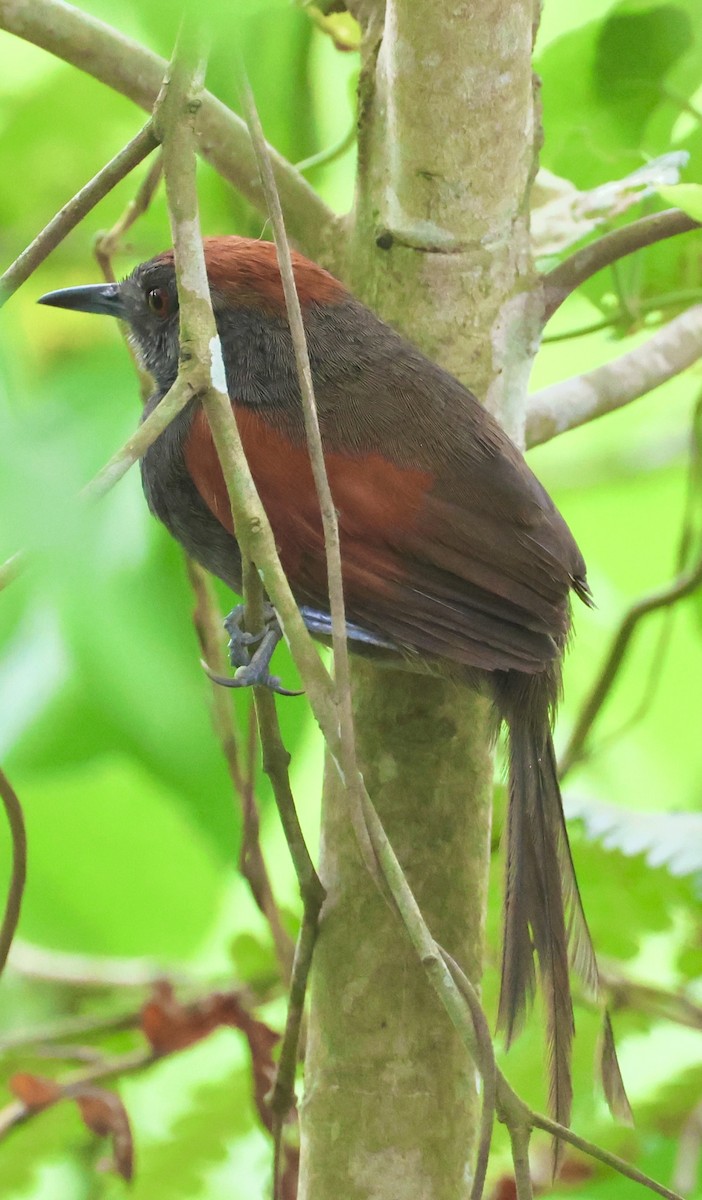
<box><xmin>496</xmin><ymin>691</ymin><xmax>599</xmax><ymax>1129</ymax></box>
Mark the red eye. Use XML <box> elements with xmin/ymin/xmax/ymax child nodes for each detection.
<box><xmin>147</xmin><ymin>288</ymin><xmax>170</xmax><ymax>317</ymax></box>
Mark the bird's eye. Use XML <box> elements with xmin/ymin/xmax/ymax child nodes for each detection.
<box><xmin>147</xmin><ymin>288</ymin><xmax>170</xmax><ymax>317</ymax></box>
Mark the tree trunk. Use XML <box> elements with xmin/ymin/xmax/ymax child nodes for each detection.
<box><xmin>300</xmin><ymin>2</ymin><xmax>541</xmax><ymax>1196</ymax></box>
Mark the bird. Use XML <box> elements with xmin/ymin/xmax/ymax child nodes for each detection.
<box><xmin>39</xmin><ymin>235</ymin><xmax>601</xmax><ymax>1127</ymax></box>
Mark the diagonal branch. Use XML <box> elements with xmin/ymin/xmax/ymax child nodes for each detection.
<box><xmin>0</xmin><ymin>0</ymin><xmax>339</xmax><ymax>264</ymax></box>
<box><xmin>527</xmin><ymin>305</ymin><xmax>702</xmax><ymax>448</ymax></box>
<box><xmin>0</xmin><ymin>123</ymin><xmax>157</xmax><ymax>304</ymax></box>
<box><xmin>541</xmin><ymin>209</ymin><xmax>701</xmax><ymax>322</ymax></box>
<box><xmin>237</xmin><ymin>67</ymin><xmax>379</xmax><ymax>882</ymax></box>
<box><xmin>559</xmin><ymin>545</ymin><xmax>702</xmax><ymax>777</ymax></box>
<box><xmin>0</xmin><ymin>768</ymin><xmax>27</xmax><ymax>977</ymax></box>
<box><xmin>186</xmin><ymin>561</ymin><xmax>296</xmax><ymax>980</ymax></box>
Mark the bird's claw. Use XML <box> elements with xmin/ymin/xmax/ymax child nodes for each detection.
<box><xmin>224</xmin><ymin>603</ymin><xmax>274</xmax><ymax>668</ymax></box>
<box><xmin>203</xmin><ymin>602</ymin><xmax>303</xmax><ymax>696</ymax></box>
<box><xmin>201</xmin><ymin>658</ymin><xmax>303</xmax><ymax>697</ymax></box>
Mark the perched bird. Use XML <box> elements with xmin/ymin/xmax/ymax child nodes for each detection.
<box><xmin>40</xmin><ymin>236</ymin><xmax>600</xmax><ymax>1125</ymax></box>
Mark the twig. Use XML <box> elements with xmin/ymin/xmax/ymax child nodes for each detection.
<box><xmin>269</xmin><ymin>900</ymin><xmax>322</xmax><ymax>1200</ymax></box>
<box><xmin>295</xmin><ymin>121</ymin><xmax>357</xmax><ymax>174</ymax></box>
<box><xmin>154</xmin><ymin>36</ymin><xmax>328</xmax><ymax>1197</ymax></box>
<box><xmin>496</xmin><ymin>1075</ymin><xmax>683</xmax><ymax>1200</ymax></box>
<box><xmin>238</xmin><ymin>61</ymin><xmax>380</xmax><ymax>887</ymax></box>
<box><xmin>91</xmin><ymin>151</ymin><xmax>165</xmax><ymax>400</ymax></box>
<box><xmin>529</xmin><ymin>1107</ymin><xmax>682</xmax><ymax>1200</ymax></box>
<box><xmin>0</xmin><ymin>0</ymin><xmax>339</xmax><ymax>265</ymax></box>
<box><xmin>0</xmin><ymin>123</ymin><xmax>157</xmax><ymax>304</ymax></box>
<box><xmin>541</xmin><ymin>209</ymin><xmax>701</xmax><ymax>322</ymax></box>
<box><xmin>187</xmin><ymin>560</ymin><xmax>295</xmax><ymax>979</ymax></box>
<box><xmin>602</xmin><ymin>969</ymin><xmax>702</xmax><ymax>1031</ymax></box>
<box><xmin>6</xmin><ymin>941</ymin><xmax>180</xmax><ymax>988</ymax></box>
<box><xmin>559</xmin><ymin>546</ymin><xmax>702</xmax><ymax>776</ymax></box>
<box><xmin>440</xmin><ymin>950</ymin><xmax>497</xmax><ymax>1200</ymax></box>
<box><xmin>83</xmin><ymin>372</ymin><xmax>200</xmax><ymax>500</ymax></box>
<box><xmin>94</xmin><ymin>153</ymin><xmax>164</xmax><ymax>282</ymax></box>
<box><xmin>508</xmin><ymin>1121</ymin><xmax>534</xmax><ymax>1200</ymax></box>
<box><xmin>156</xmin><ymin>52</ymin><xmax>337</xmax><ymax>730</ymax></box>
<box><xmin>249</xmin><ymin>608</ymin><xmax>325</xmax><ymax>1190</ymax></box>
<box><xmin>0</xmin><ymin>1009</ymin><xmax>141</xmax><ymax>1054</ymax></box>
<box><xmin>568</xmin><ymin>402</ymin><xmax>702</xmax><ymax>759</ymax></box>
<box><xmin>0</xmin><ymin>1045</ymin><xmax>157</xmax><ymax>1140</ymax></box>
<box><xmin>0</xmin><ymin>769</ymin><xmax>27</xmax><ymax>977</ymax></box>
<box><xmin>541</xmin><ymin>288</ymin><xmax>702</xmax><ymax>344</ymax></box>
<box><xmin>526</xmin><ymin>304</ymin><xmax>702</xmax><ymax>448</ymax></box>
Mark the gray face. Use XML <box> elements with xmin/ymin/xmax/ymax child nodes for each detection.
<box><xmin>119</xmin><ymin>261</ymin><xmax>181</xmax><ymax>394</ymax></box>
<box><xmin>38</xmin><ymin>257</ymin><xmax>182</xmax><ymax>396</ymax></box>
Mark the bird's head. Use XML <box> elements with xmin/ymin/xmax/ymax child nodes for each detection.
<box><xmin>38</xmin><ymin>236</ymin><xmax>346</xmax><ymax>394</ymax></box>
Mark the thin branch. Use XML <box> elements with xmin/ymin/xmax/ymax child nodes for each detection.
<box><xmin>254</xmin><ymin>691</ymin><xmax>323</xmax><ymax>910</ymax></box>
<box><xmin>94</xmin><ymin>153</ymin><xmax>163</xmax><ymax>282</ymax></box>
<box><xmin>440</xmin><ymin>950</ymin><xmax>497</xmax><ymax>1200</ymax></box>
<box><xmin>237</xmin><ymin>78</ymin><xmax>506</xmax><ymax>1197</ymax></box>
<box><xmin>155</xmin><ymin>44</ymin><xmax>337</xmax><ymax>726</ymax></box>
<box><xmin>541</xmin><ymin>209</ymin><xmax>701</xmax><ymax>322</ymax></box>
<box><xmin>602</xmin><ymin>968</ymin><xmax>702</xmax><ymax>1032</ymax></box>
<box><xmin>186</xmin><ymin>561</ymin><xmax>295</xmax><ymax>980</ymax></box>
<box><xmin>90</xmin><ymin>153</ymin><xmax>165</xmax><ymax>399</ymax></box>
<box><xmin>238</xmin><ymin>67</ymin><xmax>380</xmax><ymax>884</ymax></box>
<box><xmin>496</xmin><ymin>1076</ymin><xmax>684</xmax><ymax>1200</ymax></box>
<box><xmin>0</xmin><ymin>123</ymin><xmax>157</xmax><ymax>304</ymax></box>
<box><xmin>83</xmin><ymin>372</ymin><xmax>199</xmax><ymax>500</ymax></box>
<box><xmin>508</xmin><ymin>1121</ymin><xmax>534</xmax><ymax>1200</ymax></box>
<box><xmin>7</xmin><ymin>941</ymin><xmax>185</xmax><ymax>988</ymax></box>
<box><xmin>527</xmin><ymin>304</ymin><xmax>702</xmax><ymax>448</ymax></box>
<box><xmin>0</xmin><ymin>0</ymin><xmax>339</xmax><ymax>264</ymax></box>
<box><xmin>295</xmin><ymin>120</ymin><xmax>357</xmax><ymax>174</ymax></box>
<box><xmin>567</xmin><ymin>404</ymin><xmax>702</xmax><ymax>759</ymax></box>
<box><xmin>269</xmin><ymin>900</ymin><xmax>323</xmax><ymax>1200</ymax></box>
<box><xmin>0</xmin><ymin>1045</ymin><xmax>156</xmax><ymax>1140</ymax></box>
<box><xmin>559</xmin><ymin>545</ymin><xmax>702</xmax><ymax>776</ymax></box>
<box><xmin>0</xmin><ymin>1009</ymin><xmax>141</xmax><ymax>1054</ymax></box>
<box><xmin>541</xmin><ymin>288</ymin><xmax>702</xmax><ymax>344</ymax></box>
<box><xmin>528</xmin><ymin>1107</ymin><xmax>682</xmax><ymax>1200</ymax></box>
<box><xmin>0</xmin><ymin>769</ymin><xmax>27</xmax><ymax>977</ymax></box>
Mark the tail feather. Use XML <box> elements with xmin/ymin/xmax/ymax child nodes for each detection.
<box><xmin>544</xmin><ymin>736</ymin><xmax>599</xmax><ymax>999</ymax></box>
<box><xmin>497</xmin><ymin>726</ymin><xmax>537</xmax><ymax>1044</ymax></box>
<box><xmin>497</xmin><ymin>712</ymin><xmax>599</xmax><ymax>1131</ymax></box>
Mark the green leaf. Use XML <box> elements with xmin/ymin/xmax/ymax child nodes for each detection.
<box><xmin>0</xmin><ymin>757</ymin><xmax>227</xmax><ymax>958</ymax></box>
<box><xmin>658</xmin><ymin>181</ymin><xmax>702</xmax><ymax>221</ymax></box>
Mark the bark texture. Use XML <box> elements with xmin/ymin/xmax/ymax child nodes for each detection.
<box><xmin>301</xmin><ymin>3</ymin><xmax>542</xmax><ymax>1198</ymax></box>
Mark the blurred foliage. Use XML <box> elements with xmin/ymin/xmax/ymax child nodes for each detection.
<box><xmin>0</xmin><ymin>1</ymin><xmax>700</xmax><ymax>1197</ymax></box>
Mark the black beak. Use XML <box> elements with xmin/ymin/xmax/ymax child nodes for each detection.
<box><xmin>38</xmin><ymin>283</ymin><xmax>126</xmax><ymax>319</ymax></box>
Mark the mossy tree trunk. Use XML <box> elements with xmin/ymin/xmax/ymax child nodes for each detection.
<box><xmin>300</xmin><ymin>3</ymin><xmax>542</xmax><ymax>1197</ymax></box>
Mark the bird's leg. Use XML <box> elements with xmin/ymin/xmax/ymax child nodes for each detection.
<box><xmin>224</xmin><ymin>604</ymin><xmax>271</xmax><ymax>669</ymax></box>
<box><xmin>202</xmin><ymin>603</ymin><xmax>303</xmax><ymax>697</ymax></box>
<box><xmin>204</xmin><ymin>603</ymin><xmax>400</xmax><ymax>696</ymax></box>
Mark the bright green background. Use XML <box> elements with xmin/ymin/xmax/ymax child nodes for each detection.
<box><xmin>0</xmin><ymin>2</ymin><xmax>701</xmax><ymax>1197</ymax></box>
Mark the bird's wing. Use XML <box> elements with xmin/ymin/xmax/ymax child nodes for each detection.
<box><xmin>185</xmin><ymin>400</ymin><xmax>583</xmax><ymax>674</ymax></box>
